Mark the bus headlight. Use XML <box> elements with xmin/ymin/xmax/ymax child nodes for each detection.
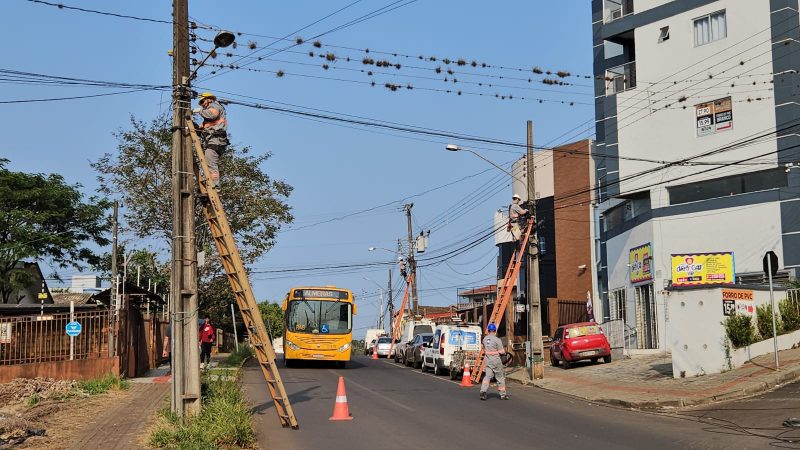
<box><xmin>338</xmin><ymin>343</ymin><xmax>351</xmax><ymax>352</ymax></box>
<box><xmin>286</xmin><ymin>339</ymin><xmax>300</xmax><ymax>351</ymax></box>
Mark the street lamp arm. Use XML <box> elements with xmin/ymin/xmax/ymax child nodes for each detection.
<box><xmin>447</xmin><ymin>145</ymin><xmax>527</xmax><ymax>186</ymax></box>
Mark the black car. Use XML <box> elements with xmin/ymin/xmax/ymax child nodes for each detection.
<box><xmin>404</xmin><ymin>333</ymin><xmax>433</xmax><ymax>368</ymax></box>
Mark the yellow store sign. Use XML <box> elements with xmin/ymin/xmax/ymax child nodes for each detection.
<box><xmin>671</xmin><ymin>252</ymin><xmax>735</xmax><ymax>286</ymax></box>
<box><xmin>629</xmin><ymin>243</ymin><xmax>652</xmax><ymax>284</ymax></box>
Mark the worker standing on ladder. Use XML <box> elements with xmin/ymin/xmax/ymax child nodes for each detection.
<box><xmin>192</xmin><ymin>92</ymin><xmax>228</xmax><ymax>188</ymax></box>
<box><xmin>480</xmin><ymin>323</ymin><xmax>509</xmax><ymax>401</ymax></box>
<box><xmin>508</xmin><ymin>194</ymin><xmax>529</xmax><ymax>242</ymax></box>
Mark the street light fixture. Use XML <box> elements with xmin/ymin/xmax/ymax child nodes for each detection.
<box><xmin>445</xmin><ymin>144</ymin><xmax>526</xmax><ymax>185</ymax></box>
<box><xmin>189</xmin><ymin>30</ymin><xmax>236</xmax><ymax>81</ymax></box>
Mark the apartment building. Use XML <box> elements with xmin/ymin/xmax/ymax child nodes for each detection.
<box><xmin>592</xmin><ymin>0</ymin><xmax>800</xmax><ymax>351</ymax></box>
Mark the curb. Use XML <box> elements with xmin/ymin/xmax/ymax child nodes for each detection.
<box><xmin>507</xmin><ymin>364</ymin><xmax>800</xmax><ymax>410</ymax></box>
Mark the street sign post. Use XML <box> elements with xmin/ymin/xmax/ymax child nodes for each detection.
<box><xmin>763</xmin><ymin>251</ymin><xmax>779</xmax><ymax>370</ymax></box>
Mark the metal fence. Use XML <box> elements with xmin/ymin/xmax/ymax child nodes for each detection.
<box><xmin>600</xmin><ymin>318</ymin><xmax>637</xmax><ymax>354</ymax></box>
<box><xmin>0</xmin><ymin>310</ymin><xmax>111</xmax><ymax>365</ymax></box>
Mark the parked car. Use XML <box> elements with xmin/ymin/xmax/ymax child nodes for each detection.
<box><xmin>550</xmin><ymin>322</ymin><xmax>611</xmax><ymax>369</ymax></box>
<box><xmin>393</xmin><ymin>318</ymin><xmax>434</xmax><ymax>363</ymax></box>
<box><xmin>374</xmin><ymin>336</ymin><xmax>395</xmax><ymax>358</ymax></box>
<box><xmin>421</xmin><ymin>323</ymin><xmax>482</xmax><ymax>376</ymax></box>
<box><xmin>364</xmin><ymin>329</ymin><xmax>386</xmax><ymax>355</ymax></box>
<box><xmin>404</xmin><ymin>333</ymin><xmax>433</xmax><ymax>368</ymax></box>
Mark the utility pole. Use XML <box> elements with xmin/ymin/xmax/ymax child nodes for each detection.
<box><xmin>110</xmin><ymin>201</ymin><xmax>119</xmax><ymax>356</ymax></box>
<box><xmin>404</xmin><ymin>203</ymin><xmax>418</xmax><ymax>313</ymax></box>
<box><xmin>526</xmin><ymin>120</ymin><xmax>544</xmax><ymax>381</ymax></box>
<box><xmin>387</xmin><ymin>269</ymin><xmax>393</xmax><ymax>334</ymax></box>
<box><xmin>376</xmin><ymin>288</ymin><xmax>385</xmax><ymax>329</ymax></box>
<box><xmin>171</xmin><ymin>0</ymin><xmax>201</xmax><ymax>418</ymax></box>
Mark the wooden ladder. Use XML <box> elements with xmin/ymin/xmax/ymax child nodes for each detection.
<box><xmin>471</xmin><ymin>219</ymin><xmax>534</xmax><ymax>383</ymax></box>
<box><xmin>186</xmin><ymin>120</ymin><xmax>299</xmax><ymax>429</ymax></box>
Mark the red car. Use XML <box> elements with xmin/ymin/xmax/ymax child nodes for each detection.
<box><xmin>550</xmin><ymin>322</ymin><xmax>611</xmax><ymax>369</ymax></box>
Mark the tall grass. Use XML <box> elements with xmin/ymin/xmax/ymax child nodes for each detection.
<box><xmin>149</xmin><ymin>376</ymin><xmax>255</xmax><ymax>449</ymax></box>
<box><xmin>219</xmin><ymin>344</ymin><xmax>254</xmax><ymax>368</ymax></box>
<box><xmin>77</xmin><ymin>374</ymin><xmax>130</xmax><ymax>395</ymax></box>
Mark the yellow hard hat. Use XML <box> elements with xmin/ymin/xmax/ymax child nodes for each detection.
<box><xmin>198</xmin><ymin>92</ymin><xmax>216</xmax><ymax>100</ymax></box>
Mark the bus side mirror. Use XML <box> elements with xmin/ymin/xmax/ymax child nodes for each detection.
<box><xmin>352</xmin><ymin>304</ymin><xmax>357</xmax><ymax>315</ymax></box>
<box><xmin>281</xmin><ymin>300</ymin><xmax>287</xmax><ymax>311</ymax></box>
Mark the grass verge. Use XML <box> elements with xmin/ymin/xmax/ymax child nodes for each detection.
<box><xmin>77</xmin><ymin>373</ymin><xmax>130</xmax><ymax>395</ymax></box>
<box><xmin>219</xmin><ymin>345</ymin><xmax>255</xmax><ymax>368</ymax></box>
<box><xmin>148</xmin><ymin>374</ymin><xmax>255</xmax><ymax>449</ymax></box>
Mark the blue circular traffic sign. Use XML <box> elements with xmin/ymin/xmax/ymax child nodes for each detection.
<box><xmin>65</xmin><ymin>321</ymin><xmax>82</xmax><ymax>337</ymax></box>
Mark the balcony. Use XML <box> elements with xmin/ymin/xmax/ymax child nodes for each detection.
<box><xmin>605</xmin><ymin>61</ymin><xmax>636</xmax><ymax>95</ymax></box>
<box><xmin>604</xmin><ymin>0</ymin><xmax>634</xmax><ymax>23</ymax></box>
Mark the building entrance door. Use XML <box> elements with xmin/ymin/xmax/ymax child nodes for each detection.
<box><xmin>634</xmin><ymin>283</ymin><xmax>657</xmax><ymax>349</ymax></box>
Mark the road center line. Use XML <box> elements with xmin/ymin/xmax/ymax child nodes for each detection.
<box><xmin>328</xmin><ymin>369</ymin><xmax>416</xmax><ymax>412</ymax></box>
<box><xmin>383</xmin><ymin>360</ymin><xmax>463</xmax><ymax>386</ymax></box>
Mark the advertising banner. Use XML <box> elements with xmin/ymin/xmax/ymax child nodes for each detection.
<box><xmin>671</xmin><ymin>252</ymin><xmax>735</xmax><ymax>286</ymax></box>
<box><xmin>696</xmin><ymin>96</ymin><xmax>733</xmax><ymax>137</ymax></box>
<box><xmin>629</xmin><ymin>243</ymin><xmax>653</xmax><ymax>284</ymax></box>
<box><xmin>721</xmin><ymin>289</ymin><xmax>754</xmax><ymax>316</ymax></box>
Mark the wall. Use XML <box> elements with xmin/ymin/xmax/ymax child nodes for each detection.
<box><xmin>614</xmin><ymin>1</ymin><xmax>776</xmax><ymax>197</ymax></box>
<box><xmin>553</xmin><ymin>140</ymin><xmax>594</xmax><ymax>300</ymax></box>
<box><xmin>512</xmin><ymin>151</ymin><xmax>554</xmax><ymax>202</ymax></box>
<box><xmin>668</xmin><ymin>286</ymin><xmax>791</xmax><ymax>378</ymax></box>
<box><xmin>0</xmin><ymin>356</ymin><xmax>119</xmax><ymax>383</ymax></box>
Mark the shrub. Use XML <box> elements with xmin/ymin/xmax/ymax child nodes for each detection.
<box><xmin>756</xmin><ymin>303</ymin><xmax>784</xmax><ymax>339</ymax></box>
<box><xmin>723</xmin><ymin>313</ymin><xmax>756</xmax><ymax>348</ymax></box>
<box><xmin>220</xmin><ymin>344</ymin><xmax>254</xmax><ymax>368</ymax></box>
<box><xmin>779</xmin><ymin>298</ymin><xmax>800</xmax><ymax>332</ymax></box>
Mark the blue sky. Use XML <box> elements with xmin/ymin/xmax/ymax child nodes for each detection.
<box><xmin>3</xmin><ymin>0</ymin><xmax>594</xmax><ymax>338</ymax></box>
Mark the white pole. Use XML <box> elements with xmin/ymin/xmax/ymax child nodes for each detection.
<box><xmin>768</xmin><ymin>257</ymin><xmax>780</xmax><ymax>370</ymax></box>
<box><xmin>230</xmin><ymin>303</ymin><xmax>239</xmax><ymax>351</ymax></box>
<box><xmin>137</xmin><ymin>265</ymin><xmax>141</xmax><ymax>286</ymax></box>
<box><xmin>70</xmin><ymin>300</ymin><xmax>75</xmax><ymax>361</ymax></box>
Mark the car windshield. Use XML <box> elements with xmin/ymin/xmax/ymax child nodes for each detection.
<box><xmin>421</xmin><ymin>335</ymin><xmax>433</xmax><ymax>343</ymax></box>
<box><xmin>286</xmin><ymin>300</ymin><xmax>352</xmax><ymax>334</ymax></box>
<box><xmin>567</xmin><ymin>325</ymin><xmax>601</xmax><ymax>338</ymax></box>
<box><xmin>377</xmin><ymin>337</ymin><xmax>391</xmax><ymax>344</ymax></box>
<box><xmin>414</xmin><ymin>325</ymin><xmax>433</xmax><ymax>335</ymax></box>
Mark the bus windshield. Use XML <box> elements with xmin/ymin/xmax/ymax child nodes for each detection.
<box><xmin>286</xmin><ymin>300</ymin><xmax>352</xmax><ymax>334</ymax></box>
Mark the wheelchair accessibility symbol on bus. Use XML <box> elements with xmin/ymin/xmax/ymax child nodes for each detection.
<box><xmin>320</xmin><ymin>324</ymin><xmax>329</xmax><ymax>334</ymax></box>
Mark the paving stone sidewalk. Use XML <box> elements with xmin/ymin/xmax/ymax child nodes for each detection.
<box><xmin>506</xmin><ymin>345</ymin><xmax>800</xmax><ymax>409</ymax></box>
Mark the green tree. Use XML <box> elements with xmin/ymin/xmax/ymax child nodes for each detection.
<box><xmin>259</xmin><ymin>302</ymin><xmax>284</xmax><ymax>339</ymax></box>
<box><xmin>0</xmin><ymin>159</ymin><xmax>110</xmax><ymax>303</ymax></box>
<box><xmin>91</xmin><ymin>115</ymin><xmax>293</xmax><ymax>317</ymax></box>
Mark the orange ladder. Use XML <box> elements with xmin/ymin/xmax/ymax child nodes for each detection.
<box><xmin>186</xmin><ymin>120</ymin><xmax>298</xmax><ymax>429</ymax></box>
<box><xmin>471</xmin><ymin>219</ymin><xmax>534</xmax><ymax>383</ymax></box>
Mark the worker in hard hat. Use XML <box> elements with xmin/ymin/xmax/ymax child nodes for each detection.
<box><xmin>480</xmin><ymin>323</ymin><xmax>508</xmax><ymax>400</ymax></box>
<box><xmin>192</xmin><ymin>92</ymin><xmax>228</xmax><ymax>188</ymax></box>
<box><xmin>507</xmin><ymin>194</ymin><xmax>529</xmax><ymax>242</ymax></box>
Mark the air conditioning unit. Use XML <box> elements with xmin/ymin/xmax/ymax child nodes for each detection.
<box><xmin>610</xmin><ymin>8</ymin><xmax>622</xmax><ymax>20</ymax></box>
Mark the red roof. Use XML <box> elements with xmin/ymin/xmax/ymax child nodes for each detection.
<box><xmin>460</xmin><ymin>285</ymin><xmax>497</xmax><ymax>297</ymax></box>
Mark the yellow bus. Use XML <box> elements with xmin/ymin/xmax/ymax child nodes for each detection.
<box><xmin>281</xmin><ymin>286</ymin><xmax>356</xmax><ymax>368</ymax></box>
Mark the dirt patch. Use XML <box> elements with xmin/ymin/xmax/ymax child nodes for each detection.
<box><xmin>0</xmin><ymin>378</ymin><xmax>130</xmax><ymax>449</ymax></box>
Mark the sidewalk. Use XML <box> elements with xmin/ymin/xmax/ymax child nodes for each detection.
<box><xmin>507</xmin><ymin>345</ymin><xmax>800</xmax><ymax>409</ymax></box>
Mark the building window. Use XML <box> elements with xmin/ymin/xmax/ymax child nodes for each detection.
<box><xmin>668</xmin><ymin>168</ymin><xmax>787</xmax><ymax>205</ymax></box>
<box><xmin>609</xmin><ymin>288</ymin><xmax>627</xmax><ymax>322</ymax></box>
<box><xmin>658</xmin><ymin>26</ymin><xmax>670</xmax><ymax>43</ymax></box>
<box><xmin>694</xmin><ymin>10</ymin><xmax>726</xmax><ymax>46</ymax></box>
<box><xmin>539</xmin><ymin>235</ymin><xmax>546</xmax><ymax>255</ymax></box>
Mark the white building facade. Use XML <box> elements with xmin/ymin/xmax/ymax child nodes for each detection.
<box><xmin>592</xmin><ymin>0</ymin><xmax>799</xmax><ymax>352</ymax></box>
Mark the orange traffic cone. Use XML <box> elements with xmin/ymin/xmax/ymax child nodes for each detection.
<box><xmin>372</xmin><ymin>345</ymin><xmax>378</xmax><ymax>360</ymax></box>
<box><xmin>329</xmin><ymin>376</ymin><xmax>353</xmax><ymax>421</ymax></box>
<box><xmin>460</xmin><ymin>362</ymin><xmax>473</xmax><ymax>387</ymax></box>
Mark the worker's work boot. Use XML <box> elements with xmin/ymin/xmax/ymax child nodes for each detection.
<box><xmin>479</xmin><ymin>392</ymin><xmax>487</xmax><ymax>401</ymax></box>
<box><xmin>500</xmin><ymin>393</ymin><xmax>509</xmax><ymax>400</ymax></box>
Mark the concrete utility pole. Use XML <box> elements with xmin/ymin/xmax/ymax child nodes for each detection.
<box><xmin>387</xmin><ymin>269</ymin><xmax>393</xmax><ymax>334</ymax></box>
<box><xmin>170</xmin><ymin>0</ymin><xmax>201</xmax><ymax>418</ymax></box>
<box><xmin>404</xmin><ymin>203</ymin><xmax>419</xmax><ymax>313</ymax></box>
<box><xmin>526</xmin><ymin>120</ymin><xmax>545</xmax><ymax>381</ymax></box>
<box><xmin>110</xmin><ymin>201</ymin><xmax>119</xmax><ymax>356</ymax></box>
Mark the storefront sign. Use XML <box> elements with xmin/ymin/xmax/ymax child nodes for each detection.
<box><xmin>629</xmin><ymin>243</ymin><xmax>653</xmax><ymax>284</ymax></box>
<box><xmin>722</xmin><ymin>289</ymin><xmax>754</xmax><ymax>316</ymax></box>
<box><xmin>696</xmin><ymin>96</ymin><xmax>733</xmax><ymax>137</ymax></box>
<box><xmin>671</xmin><ymin>252</ymin><xmax>735</xmax><ymax>286</ymax></box>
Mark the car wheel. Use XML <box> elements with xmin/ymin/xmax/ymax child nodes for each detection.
<box><xmin>449</xmin><ymin>364</ymin><xmax>458</xmax><ymax>380</ymax></box>
<box><xmin>603</xmin><ymin>355</ymin><xmax>612</xmax><ymax>364</ymax></box>
<box><xmin>591</xmin><ymin>357</ymin><xmax>598</xmax><ymax>363</ymax></box>
<box><xmin>420</xmin><ymin>359</ymin><xmax>427</xmax><ymax>372</ymax></box>
<box><xmin>562</xmin><ymin>359</ymin><xmax>571</xmax><ymax>369</ymax></box>
<box><xmin>433</xmin><ymin>361</ymin><xmax>442</xmax><ymax>376</ymax></box>
<box><xmin>550</xmin><ymin>353</ymin><xmax>560</xmax><ymax>367</ymax></box>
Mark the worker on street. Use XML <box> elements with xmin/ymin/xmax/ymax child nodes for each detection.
<box><xmin>508</xmin><ymin>193</ymin><xmax>529</xmax><ymax>242</ymax></box>
<box><xmin>199</xmin><ymin>316</ymin><xmax>216</xmax><ymax>369</ymax></box>
<box><xmin>480</xmin><ymin>323</ymin><xmax>508</xmax><ymax>400</ymax></box>
<box><xmin>192</xmin><ymin>92</ymin><xmax>228</xmax><ymax>188</ymax></box>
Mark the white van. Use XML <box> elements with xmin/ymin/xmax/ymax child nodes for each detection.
<box><xmin>364</xmin><ymin>328</ymin><xmax>387</xmax><ymax>355</ymax></box>
<box><xmin>393</xmin><ymin>318</ymin><xmax>434</xmax><ymax>363</ymax></box>
<box><xmin>421</xmin><ymin>323</ymin><xmax>482</xmax><ymax>375</ymax></box>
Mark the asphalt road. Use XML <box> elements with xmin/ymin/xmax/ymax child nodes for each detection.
<box><xmin>242</xmin><ymin>355</ymin><xmax>800</xmax><ymax>450</ymax></box>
